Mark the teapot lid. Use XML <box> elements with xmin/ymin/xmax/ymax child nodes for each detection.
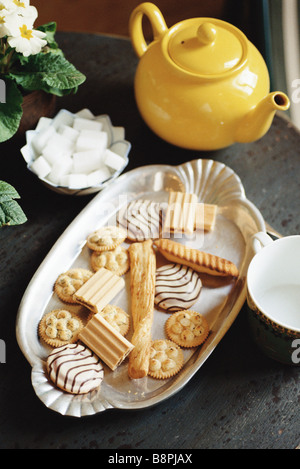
<box><xmin>167</xmin><ymin>18</ymin><xmax>248</xmax><ymax>77</ymax></box>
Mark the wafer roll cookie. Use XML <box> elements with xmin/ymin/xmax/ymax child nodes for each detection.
<box><xmin>163</xmin><ymin>192</ymin><xmax>197</xmax><ymax>235</ymax></box>
<box><xmin>154</xmin><ymin>238</ymin><xmax>239</xmax><ymax>277</ymax></box>
<box><xmin>73</xmin><ymin>267</ymin><xmax>125</xmax><ymax>313</ymax></box>
<box><xmin>79</xmin><ymin>313</ymin><xmax>134</xmax><ymax>371</ymax></box>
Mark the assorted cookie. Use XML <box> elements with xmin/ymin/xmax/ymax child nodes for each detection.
<box><xmin>117</xmin><ymin>199</ymin><xmax>163</xmax><ymax>241</ymax></box>
<box><xmin>47</xmin><ymin>343</ymin><xmax>104</xmax><ymax>395</ymax></box>
<box><xmin>165</xmin><ymin>310</ymin><xmax>210</xmax><ymax>348</ymax></box>
<box><xmin>155</xmin><ymin>263</ymin><xmax>202</xmax><ymax>312</ymax></box>
<box><xmin>88</xmin><ymin>304</ymin><xmax>130</xmax><ymax>337</ymax></box>
<box><xmin>86</xmin><ymin>225</ymin><xmax>127</xmax><ymax>252</ymax></box>
<box><xmin>38</xmin><ymin>309</ymin><xmax>84</xmax><ymax>348</ymax></box>
<box><xmin>148</xmin><ymin>339</ymin><xmax>184</xmax><ymax>379</ymax></box>
<box><xmin>154</xmin><ymin>238</ymin><xmax>239</xmax><ymax>278</ymax></box>
<box><xmin>37</xmin><ymin>190</ymin><xmax>241</xmax><ymax>396</ymax></box>
<box><xmin>78</xmin><ymin>313</ymin><xmax>134</xmax><ymax>371</ymax></box>
<box><xmin>73</xmin><ymin>267</ymin><xmax>125</xmax><ymax>314</ymax></box>
<box><xmin>54</xmin><ymin>268</ymin><xmax>93</xmax><ymax>303</ymax></box>
<box><xmin>91</xmin><ymin>245</ymin><xmax>130</xmax><ymax>276</ymax></box>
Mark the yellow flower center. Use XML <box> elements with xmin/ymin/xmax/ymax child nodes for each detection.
<box><xmin>20</xmin><ymin>24</ymin><xmax>33</xmax><ymax>40</ymax></box>
<box><xmin>0</xmin><ymin>15</ymin><xmax>4</xmax><ymax>24</ymax></box>
<box><xmin>14</xmin><ymin>0</ymin><xmax>26</xmax><ymax>7</ymax></box>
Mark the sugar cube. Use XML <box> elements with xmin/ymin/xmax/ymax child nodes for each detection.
<box><xmin>72</xmin><ymin>150</ymin><xmax>103</xmax><ymax>174</ymax></box>
<box><xmin>52</xmin><ymin>109</ymin><xmax>74</xmax><ymax>130</ymax></box>
<box><xmin>73</xmin><ymin>117</ymin><xmax>102</xmax><ymax>132</ymax></box>
<box><xmin>35</xmin><ymin>117</ymin><xmax>52</xmax><ymax>132</ymax></box>
<box><xmin>58</xmin><ymin>125</ymin><xmax>79</xmax><ymax>143</ymax></box>
<box><xmin>104</xmin><ymin>149</ymin><xmax>125</xmax><ymax>171</ymax></box>
<box><xmin>31</xmin><ymin>125</ymin><xmax>55</xmax><ymax>155</ymax></box>
<box><xmin>30</xmin><ymin>156</ymin><xmax>52</xmax><ymax>178</ymax></box>
<box><xmin>75</xmin><ymin>130</ymin><xmax>108</xmax><ymax>152</ymax></box>
<box><xmin>42</xmin><ymin>134</ymin><xmax>74</xmax><ymax>164</ymax></box>
<box><xmin>46</xmin><ymin>156</ymin><xmax>73</xmax><ymax>185</ymax></box>
<box><xmin>112</xmin><ymin>126</ymin><xmax>125</xmax><ymax>141</ymax></box>
<box><xmin>64</xmin><ymin>173</ymin><xmax>88</xmax><ymax>189</ymax></box>
<box><xmin>76</xmin><ymin>108</ymin><xmax>95</xmax><ymax>120</ymax></box>
<box><xmin>87</xmin><ymin>167</ymin><xmax>112</xmax><ymax>186</ymax></box>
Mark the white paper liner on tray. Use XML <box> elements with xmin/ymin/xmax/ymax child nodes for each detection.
<box><xmin>16</xmin><ymin>159</ymin><xmax>265</xmax><ymax>417</ymax></box>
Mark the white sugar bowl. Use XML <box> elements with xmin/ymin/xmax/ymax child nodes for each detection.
<box><xmin>21</xmin><ymin>108</ymin><xmax>131</xmax><ymax>196</ymax></box>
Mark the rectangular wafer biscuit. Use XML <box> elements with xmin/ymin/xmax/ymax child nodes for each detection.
<box><xmin>163</xmin><ymin>191</ymin><xmax>197</xmax><ymax>235</ymax></box>
<box><xmin>73</xmin><ymin>267</ymin><xmax>125</xmax><ymax>313</ymax></box>
<box><xmin>194</xmin><ymin>203</ymin><xmax>217</xmax><ymax>231</ymax></box>
<box><xmin>79</xmin><ymin>313</ymin><xmax>134</xmax><ymax>370</ymax></box>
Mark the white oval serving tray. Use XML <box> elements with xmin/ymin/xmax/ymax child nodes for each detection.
<box><xmin>16</xmin><ymin>159</ymin><xmax>265</xmax><ymax>417</ymax></box>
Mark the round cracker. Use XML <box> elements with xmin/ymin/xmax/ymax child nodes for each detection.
<box><xmin>148</xmin><ymin>339</ymin><xmax>184</xmax><ymax>379</ymax></box>
<box><xmin>86</xmin><ymin>226</ymin><xmax>127</xmax><ymax>252</ymax></box>
<box><xmin>165</xmin><ymin>310</ymin><xmax>209</xmax><ymax>348</ymax></box>
<box><xmin>90</xmin><ymin>245</ymin><xmax>130</xmax><ymax>276</ymax></box>
<box><xmin>87</xmin><ymin>305</ymin><xmax>130</xmax><ymax>337</ymax></box>
<box><xmin>54</xmin><ymin>268</ymin><xmax>93</xmax><ymax>304</ymax></box>
<box><xmin>39</xmin><ymin>309</ymin><xmax>84</xmax><ymax>348</ymax></box>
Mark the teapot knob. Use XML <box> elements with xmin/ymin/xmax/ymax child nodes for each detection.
<box><xmin>197</xmin><ymin>22</ymin><xmax>217</xmax><ymax>45</ymax></box>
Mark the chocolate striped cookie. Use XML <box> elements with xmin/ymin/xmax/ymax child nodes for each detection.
<box><xmin>47</xmin><ymin>343</ymin><xmax>104</xmax><ymax>395</ymax></box>
<box><xmin>117</xmin><ymin>199</ymin><xmax>163</xmax><ymax>241</ymax></box>
<box><xmin>155</xmin><ymin>263</ymin><xmax>202</xmax><ymax>312</ymax></box>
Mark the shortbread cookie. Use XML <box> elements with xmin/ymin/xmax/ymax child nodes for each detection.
<box><xmin>54</xmin><ymin>268</ymin><xmax>93</xmax><ymax>304</ymax></box>
<box><xmin>39</xmin><ymin>309</ymin><xmax>84</xmax><ymax>348</ymax></box>
<box><xmin>47</xmin><ymin>343</ymin><xmax>104</xmax><ymax>395</ymax></box>
<box><xmin>117</xmin><ymin>199</ymin><xmax>163</xmax><ymax>242</ymax></box>
<box><xmin>86</xmin><ymin>225</ymin><xmax>127</xmax><ymax>252</ymax></box>
<box><xmin>165</xmin><ymin>310</ymin><xmax>209</xmax><ymax>348</ymax></box>
<box><xmin>154</xmin><ymin>238</ymin><xmax>239</xmax><ymax>277</ymax></box>
<box><xmin>155</xmin><ymin>263</ymin><xmax>202</xmax><ymax>312</ymax></box>
<box><xmin>91</xmin><ymin>245</ymin><xmax>130</xmax><ymax>276</ymax></box>
<box><xmin>88</xmin><ymin>305</ymin><xmax>130</xmax><ymax>336</ymax></box>
<box><xmin>148</xmin><ymin>339</ymin><xmax>184</xmax><ymax>379</ymax></box>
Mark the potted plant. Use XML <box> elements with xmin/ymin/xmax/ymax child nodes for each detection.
<box><xmin>0</xmin><ymin>0</ymin><xmax>86</xmax><ymax>142</ymax></box>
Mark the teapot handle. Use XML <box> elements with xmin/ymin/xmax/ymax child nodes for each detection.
<box><xmin>129</xmin><ymin>2</ymin><xmax>168</xmax><ymax>58</ymax></box>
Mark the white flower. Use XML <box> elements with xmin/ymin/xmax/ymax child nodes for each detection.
<box><xmin>0</xmin><ymin>0</ymin><xmax>16</xmax><ymax>14</ymax></box>
<box><xmin>0</xmin><ymin>0</ymin><xmax>38</xmax><ymax>39</ymax></box>
<box><xmin>0</xmin><ymin>10</ymin><xmax>15</xmax><ymax>38</ymax></box>
<box><xmin>6</xmin><ymin>15</ymin><xmax>47</xmax><ymax>57</ymax></box>
<box><xmin>13</xmin><ymin>0</ymin><xmax>38</xmax><ymax>22</ymax></box>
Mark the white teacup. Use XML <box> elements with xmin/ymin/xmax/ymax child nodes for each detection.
<box><xmin>247</xmin><ymin>232</ymin><xmax>300</xmax><ymax>365</ymax></box>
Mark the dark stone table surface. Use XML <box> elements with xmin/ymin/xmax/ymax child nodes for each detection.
<box><xmin>0</xmin><ymin>32</ymin><xmax>299</xmax><ymax>449</ymax></box>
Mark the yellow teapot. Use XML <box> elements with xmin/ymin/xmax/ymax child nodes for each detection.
<box><xmin>129</xmin><ymin>2</ymin><xmax>290</xmax><ymax>150</ymax></box>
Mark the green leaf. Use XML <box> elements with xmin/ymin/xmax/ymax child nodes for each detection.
<box><xmin>0</xmin><ymin>180</ymin><xmax>20</xmax><ymax>202</ymax></box>
<box><xmin>0</xmin><ymin>180</ymin><xmax>27</xmax><ymax>226</ymax></box>
<box><xmin>0</xmin><ymin>199</ymin><xmax>27</xmax><ymax>226</ymax></box>
<box><xmin>37</xmin><ymin>22</ymin><xmax>62</xmax><ymax>54</ymax></box>
<box><xmin>9</xmin><ymin>54</ymin><xmax>86</xmax><ymax>94</ymax></box>
<box><xmin>37</xmin><ymin>22</ymin><xmax>58</xmax><ymax>46</ymax></box>
<box><xmin>0</xmin><ymin>78</ymin><xmax>23</xmax><ymax>143</ymax></box>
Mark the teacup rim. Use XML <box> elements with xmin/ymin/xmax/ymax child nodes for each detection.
<box><xmin>247</xmin><ymin>234</ymin><xmax>300</xmax><ymax>333</ymax></box>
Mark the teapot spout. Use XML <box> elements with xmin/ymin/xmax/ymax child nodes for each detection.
<box><xmin>235</xmin><ymin>92</ymin><xmax>290</xmax><ymax>144</ymax></box>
